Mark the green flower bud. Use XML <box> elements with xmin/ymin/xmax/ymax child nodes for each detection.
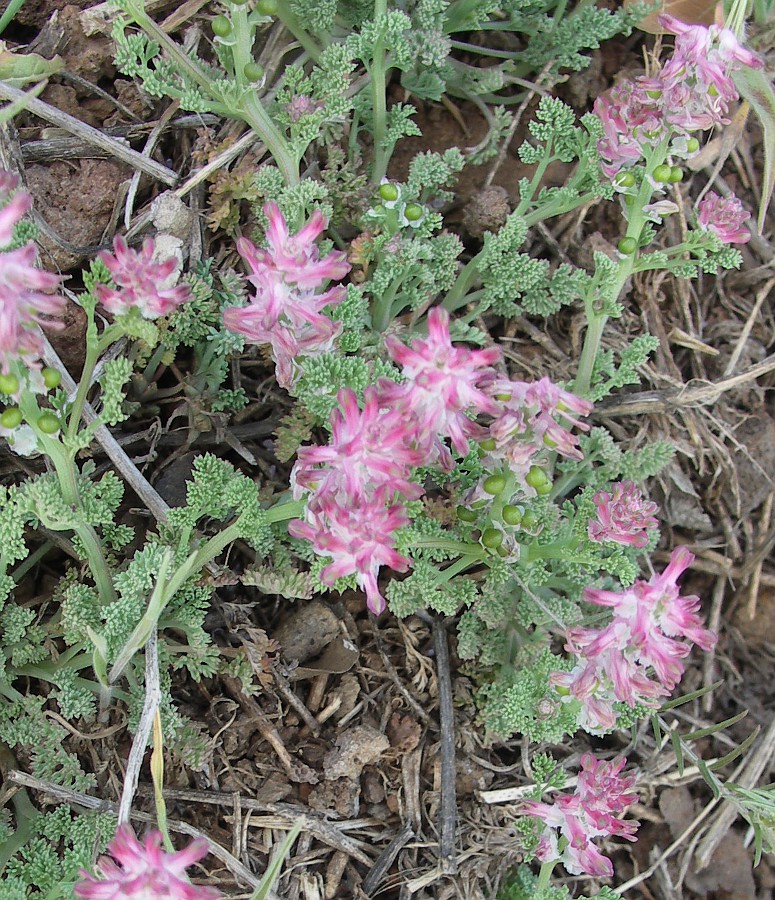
<box><xmin>42</xmin><ymin>367</ymin><xmax>61</xmax><ymax>390</ymax></box>
<box><xmin>502</xmin><ymin>504</ymin><xmax>523</xmax><ymax>526</ymax></box>
<box><xmin>617</xmin><ymin>237</ymin><xmax>638</xmax><ymax>255</ymax></box>
<box><xmin>653</xmin><ymin>164</ymin><xmax>673</xmax><ymax>183</ymax></box>
<box><xmin>211</xmin><ymin>15</ymin><xmax>232</xmax><ymax>36</ymax></box>
<box><xmin>0</xmin><ymin>408</ymin><xmax>22</xmax><ymax>429</ymax></box>
<box><xmin>481</xmin><ymin>528</ymin><xmax>503</xmax><ymax>549</ymax></box>
<box><xmin>0</xmin><ymin>373</ymin><xmax>19</xmax><ymax>395</ymax></box>
<box><xmin>37</xmin><ymin>412</ymin><xmax>60</xmax><ymax>434</ymax></box>
<box><xmin>379</xmin><ymin>182</ymin><xmax>399</xmax><ymax>202</ymax></box>
<box><xmin>404</xmin><ymin>202</ymin><xmax>424</xmax><ymax>222</ymax></box>
<box><xmin>483</xmin><ymin>474</ymin><xmax>506</xmax><ymax>495</ymax></box>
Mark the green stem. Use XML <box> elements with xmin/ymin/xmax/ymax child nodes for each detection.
<box><xmin>273</xmin><ymin>3</ymin><xmax>323</xmax><ymax>61</ymax></box>
<box><xmin>370</xmin><ymin>0</ymin><xmax>389</xmax><ymax>181</ymax></box>
<box><xmin>443</xmin><ymin>256</ymin><xmax>482</xmax><ymax>313</ymax></box>
<box><xmin>241</xmin><ymin>93</ymin><xmax>299</xmax><ymax>186</ymax></box>
<box><xmin>535</xmin><ymin>859</ymin><xmax>557</xmax><ymax>893</ymax></box>
<box><xmin>66</xmin><ymin>338</ymin><xmax>99</xmax><ymax>444</ymax></box>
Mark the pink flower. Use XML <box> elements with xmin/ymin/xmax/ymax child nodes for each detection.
<box><xmin>258</xmin><ymin>202</ymin><xmax>350</xmax><ymax>289</ymax></box>
<box><xmin>74</xmin><ymin>825</ymin><xmax>220</xmax><ymax>899</ymax></box>
<box><xmin>381</xmin><ymin>307</ymin><xmax>500</xmax><ymax>464</ymax></box>
<box><xmin>588</xmin><ymin>481</ymin><xmax>659</xmax><ymax>548</ymax></box>
<box><xmin>594</xmin><ymin>82</ymin><xmax>666</xmax><ymax>178</ymax></box>
<box><xmin>293</xmin><ymin>386</ymin><xmax>425</xmax><ymax>503</ymax></box>
<box><xmin>96</xmin><ymin>236</ymin><xmax>191</xmax><ymax>319</ymax></box>
<box><xmin>0</xmin><ymin>173</ymin><xmax>64</xmax><ymax>372</ymax></box>
<box><xmin>697</xmin><ymin>191</ymin><xmax>751</xmax><ymax>244</ymax></box>
<box><xmin>223</xmin><ymin>205</ymin><xmax>349</xmax><ymax>388</ymax></box>
<box><xmin>289</xmin><ymin>493</ymin><xmax>410</xmax><ymax>614</ymax></box>
<box><xmin>521</xmin><ymin>754</ymin><xmax>639</xmax><ymax>877</ymax></box>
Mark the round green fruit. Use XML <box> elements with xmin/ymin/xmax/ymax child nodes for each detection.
<box><xmin>525</xmin><ymin>465</ymin><xmax>549</xmax><ymax>490</ymax></box>
<box><xmin>502</xmin><ymin>504</ymin><xmax>523</xmax><ymax>526</ymax></box>
<box><xmin>617</xmin><ymin>237</ymin><xmax>638</xmax><ymax>255</ymax></box>
<box><xmin>481</xmin><ymin>528</ymin><xmax>504</xmax><ymax>549</ymax></box>
<box><xmin>652</xmin><ymin>164</ymin><xmax>673</xmax><ymax>183</ymax></box>
<box><xmin>379</xmin><ymin>182</ymin><xmax>399</xmax><ymax>202</ymax></box>
<box><xmin>37</xmin><ymin>413</ymin><xmax>60</xmax><ymax>434</ymax></box>
<box><xmin>404</xmin><ymin>202</ymin><xmax>424</xmax><ymax>222</ymax></box>
<box><xmin>483</xmin><ymin>474</ymin><xmax>506</xmax><ymax>495</ymax></box>
<box><xmin>243</xmin><ymin>63</ymin><xmax>265</xmax><ymax>82</ymax></box>
<box><xmin>521</xmin><ymin>510</ymin><xmax>539</xmax><ymax>529</ymax></box>
<box><xmin>0</xmin><ymin>408</ymin><xmax>22</xmax><ymax>429</ymax></box>
<box><xmin>669</xmin><ymin>166</ymin><xmax>684</xmax><ymax>183</ymax></box>
<box><xmin>0</xmin><ymin>373</ymin><xmax>19</xmax><ymax>395</ymax></box>
<box><xmin>42</xmin><ymin>367</ymin><xmax>61</xmax><ymax>390</ymax></box>
<box><xmin>212</xmin><ymin>15</ymin><xmax>232</xmax><ymax>36</ymax></box>
<box><xmin>256</xmin><ymin>0</ymin><xmax>279</xmax><ymax>14</ymax></box>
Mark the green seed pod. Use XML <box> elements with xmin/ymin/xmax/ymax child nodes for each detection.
<box><xmin>456</xmin><ymin>505</ymin><xmax>478</xmax><ymax>523</ymax></box>
<box><xmin>502</xmin><ymin>504</ymin><xmax>523</xmax><ymax>526</ymax></box>
<box><xmin>616</xmin><ymin>171</ymin><xmax>636</xmax><ymax>188</ymax></box>
<box><xmin>257</xmin><ymin>0</ymin><xmax>279</xmax><ymax>14</ymax></box>
<box><xmin>0</xmin><ymin>407</ymin><xmax>22</xmax><ymax>429</ymax></box>
<box><xmin>37</xmin><ymin>412</ymin><xmax>60</xmax><ymax>434</ymax></box>
<box><xmin>669</xmin><ymin>166</ymin><xmax>684</xmax><ymax>183</ymax></box>
<box><xmin>534</xmin><ymin>480</ymin><xmax>552</xmax><ymax>496</ymax></box>
<box><xmin>479</xmin><ymin>437</ymin><xmax>496</xmax><ymax>452</ymax></box>
<box><xmin>481</xmin><ymin>528</ymin><xmax>504</xmax><ymax>549</ymax></box>
<box><xmin>617</xmin><ymin>237</ymin><xmax>638</xmax><ymax>255</ymax></box>
<box><xmin>525</xmin><ymin>465</ymin><xmax>549</xmax><ymax>490</ymax></box>
<box><xmin>211</xmin><ymin>15</ymin><xmax>232</xmax><ymax>36</ymax></box>
<box><xmin>42</xmin><ymin>367</ymin><xmax>61</xmax><ymax>390</ymax></box>
<box><xmin>652</xmin><ymin>164</ymin><xmax>673</xmax><ymax>183</ymax></box>
<box><xmin>0</xmin><ymin>373</ymin><xmax>20</xmax><ymax>395</ymax></box>
<box><xmin>687</xmin><ymin>138</ymin><xmax>700</xmax><ymax>154</ymax></box>
<box><xmin>483</xmin><ymin>474</ymin><xmax>506</xmax><ymax>495</ymax></box>
<box><xmin>404</xmin><ymin>202</ymin><xmax>424</xmax><ymax>222</ymax></box>
<box><xmin>243</xmin><ymin>63</ymin><xmax>265</xmax><ymax>82</ymax></box>
<box><xmin>379</xmin><ymin>182</ymin><xmax>399</xmax><ymax>202</ymax></box>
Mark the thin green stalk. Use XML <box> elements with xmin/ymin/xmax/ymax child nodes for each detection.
<box><xmin>443</xmin><ymin>256</ymin><xmax>482</xmax><ymax>312</ymax></box>
<box><xmin>370</xmin><ymin>0</ymin><xmax>389</xmax><ymax>181</ymax></box>
<box><xmin>535</xmin><ymin>858</ymin><xmax>557</xmax><ymax>893</ymax></box>
<box><xmin>273</xmin><ymin>4</ymin><xmax>323</xmax><ymax>61</ymax></box>
<box><xmin>66</xmin><ymin>339</ymin><xmax>99</xmax><ymax>443</ymax></box>
<box><xmin>242</xmin><ymin>93</ymin><xmax>300</xmax><ymax>186</ymax></box>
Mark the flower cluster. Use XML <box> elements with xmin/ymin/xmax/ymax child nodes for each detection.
<box><xmin>588</xmin><ymin>481</ymin><xmax>659</xmax><ymax>548</ymax></box>
<box><xmin>522</xmin><ymin>754</ymin><xmax>639</xmax><ymax>877</ymax></box>
<box><xmin>96</xmin><ymin>236</ymin><xmax>192</xmax><ymax>320</ymax></box>
<box><xmin>595</xmin><ymin>16</ymin><xmax>761</xmax><ymax>178</ymax></box>
<box><xmin>291</xmin><ymin>307</ymin><xmax>593</xmax><ymax>613</ymax></box>
<box><xmin>74</xmin><ymin>826</ymin><xmax>221</xmax><ymax>899</ymax></box>
<box><xmin>0</xmin><ymin>170</ymin><xmax>64</xmax><ymax>373</ymax></box>
<box><xmin>551</xmin><ymin>547</ymin><xmax>716</xmax><ymax>733</ymax></box>
<box><xmin>224</xmin><ymin>203</ymin><xmax>350</xmax><ymax>388</ymax></box>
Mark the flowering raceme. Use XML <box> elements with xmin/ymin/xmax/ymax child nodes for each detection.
<box><xmin>224</xmin><ymin>203</ymin><xmax>350</xmax><ymax>388</ymax></box>
<box><xmin>552</xmin><ymin>547</ymin><xmax>716</xmax><ymax>733</ymax></box>
<box><xmin>96</xmin><ymin>236</ymin><xmax>191</xmax><ymax>319</ymax></box>
<box><xmin>522</xmin><ymin>754</ymin><xmax>639</xmax><ymax>877</ymax></box>
<box><xmin>0</xmin><ymin>170</ymin><xmax>65</xmax><ymax>372</ymax></box>
<box><xmin>594</xmin><ymin>16</ymin><xmax>762</xmax><ymax>178</ymax></box>
<box><xmin>74</xmin><ymin>826</ymin><xmax>220</xmax><ymax>899</ymax></box>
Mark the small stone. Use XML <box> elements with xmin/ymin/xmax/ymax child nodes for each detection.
<box><xmin>463</xmin><ymin>186</ymin><xmax>511</xmax><ymax>239</ymax></box>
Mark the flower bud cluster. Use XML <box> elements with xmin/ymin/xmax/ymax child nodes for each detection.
<box><xmin>588</xmin><ymin>480</ymin><xmax>659</xmax><ymax>548</ymax></box>
<box><xmin>224</xmin><ymin>202</ymin><xmax>350</xmax><ymax>388</ymax></box>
